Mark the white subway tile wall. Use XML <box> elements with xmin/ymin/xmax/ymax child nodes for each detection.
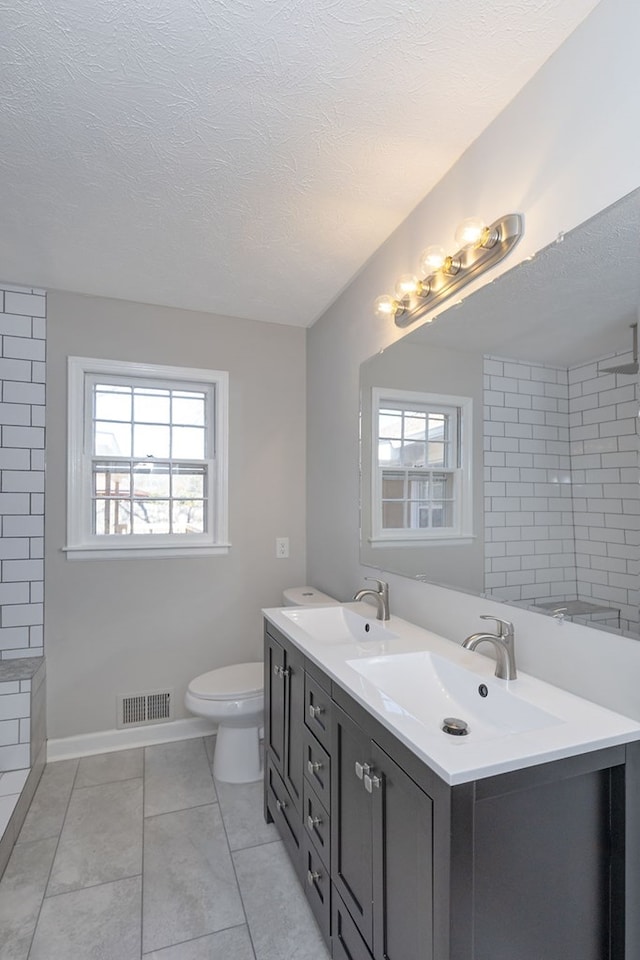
<box><xmin>0</xmin><ymin>283</ymin><xmax>46</xmax><ymax>661</ymax></box>
<box><xmin>0</xmin><ymin>679</ymin><xmax>32</xmax><ymax>768</ymax></box>
<box><xmin>484</xmin><ymin>353</ymin><xmax>638</xmax><ymax>635</ymax></box>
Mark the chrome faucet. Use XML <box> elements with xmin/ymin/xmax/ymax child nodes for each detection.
<box><xmin>462</xmin><ymin>615</ymin><xmax>517</xmax><ymax>680</ymax></box>
<box><xmin>352</xmin><ymin>578</ymin><xmax>390</xmax><ymax>621</ymax></box>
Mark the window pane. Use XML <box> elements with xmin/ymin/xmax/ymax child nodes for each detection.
<box><xmin>132</xmin><ymin>462</ymin><xmax>171</xmax><ymax>498</ymax></box>
<box><xmin>400</xmin><ymin>442</ymin><xmax>426</xmax><ymax>467</ymax></box>
<box><xmin>172</xmin><ymin>500</ymin><xmax>205</xmax><ymax>534</ymax></box>
<box><xmin>379</xmin><ymin>412</ymin><xmax>403</xmax><ymax>440</ymax></box>
<box><xmin>378</xmin><ymin>439</ymin><xmax>401</xmax><ymax>466</ymax></box>
<box><xmin>133</xmin><ymin>424</ymin><xmax>170</xmax><ymax>459</ymax></box>
<box><xmin>93</xmin><ymin>499</ymin><xmax>131</xmax><ymax>535</ymax></box>
<box><xmin>134</xmin><ymin>391</ymin><xmax>171</xmax><ymax>424</ymax></box>
<box><xmin>93</xmin><ymin>465</ymin><xmax>131</xmax><ymax>497</ymax></box>
<box><xmin>427</xmin><ymin>442</ymin><xmax>445</xmax><ymax>466</ymax></box>
<box><xmin>95</xmin><ymin>387</ymin><xmax>132</xmax><ymax>422</ymax></box>
<box><xmin>172</xmin><ymin>396</ymin><xmax>205</xmax><ymax>426</ymax></box>
<box><xmin>382</xmin><ymin>474</ymin><xmax>404</xmax><ymax>499</ymax></box>
<box><xmin>172</xmin><ymin>466</ymin><xmax>206</xmax><ymax>499</ymax></box>
<box><xmin>95</xmin><ymin>422</ymin><xmax>132</xmax><ymax>457</ymax></box>
<box><xmin>428</xmin><ymin>414</ymin><xmax>447</xmax><ymax>440</ymax></box>
<box><xmin>408</xmin><ymin>501</ymin><xmax>430</xmax><ymax>529</ymax></box>
<box><xmin>172</xmin><ymin>426</ymin><xmax>205</xmax><ymax>459</ymax></box>
<box><xmin>431</xmin><ymin>501</ymin><xmax>453</xmax><ymax>528</ymax></box>
<box><xmin>131</xmin><ymin>501</ymin><xmax>170</xmax><ymax>534</ymax></box>
<box><xmin>407</xmin><ymin>477</ymin><xmax>429</xmax><ymax>499</ymax></box>
<box><xmin>382</xmin><ymin>501</ymin><xmax>405</xmax><ymax>529</ymax></box>
<box><xmin>432</xmin><ymin>473</ymin><xmax>453</xmax><ymax>500</ymax></box>
<box><xmin>404</xmin><ymin>414</ymin><xmax>427</xmax><ymax>441</ymax></box>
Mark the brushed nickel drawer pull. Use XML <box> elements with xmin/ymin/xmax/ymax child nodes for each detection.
<box><xmin>307</xmin><ymin>869</ymin><xmax>322</xmax><ymax>885</ymax></box>
<box><xmin>307</xmin><ymin>814</ymin><xmax>322</xmax><ymax>830</ymax></box>
<box><xmin>364</xmin><ymin>772</ymin><xmax>381</xmax><ymax>793</ymax></box>
<box><xmin>307</xmin><ymin>759</ymin><xmax>323</xmax><ymax>775</ymax></box>
<box><xmin>309</xmin><ymin>704</ymin><xmax>325</xmax><ymax>719</ymax></box>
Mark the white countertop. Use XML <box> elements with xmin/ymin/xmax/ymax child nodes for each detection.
<box><xmin>263</xmin><ymin>602</ymin><xmax>640</xmax><ymax>786</ymax></box>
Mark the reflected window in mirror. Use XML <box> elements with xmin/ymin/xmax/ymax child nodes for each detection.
<box><xmin>371</xmin><ymin>387</ymin><xmax>473</xmax><ymax>545</ymax></box>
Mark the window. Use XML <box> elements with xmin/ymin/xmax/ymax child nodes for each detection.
<box><xmin>371</xmin><ymin>387</ymin><xmax>473</xmax><ymax>545</ymax></box>
<box><xmin>66</xmin><ymin>357</ymin><xmax>229</xmax><ymax>559</ymax></box>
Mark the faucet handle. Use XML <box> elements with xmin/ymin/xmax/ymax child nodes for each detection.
<box><xmin>365</xmin><ymin>577</ymin><xmax>387</xmax><ymax>593</ymax></box>
<box><xmin>479</xmin><ymin>615</ymin><xmax>514</xmax><ymax>639</ymax></box>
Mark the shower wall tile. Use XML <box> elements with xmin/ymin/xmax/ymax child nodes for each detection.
<box><xmin>0</xmin><ymin>282</ymin><xmax>46</xmax><ymax>662</ymax></box>
<box><xmin>484</xmin><ymin>348</ymin><xmax>639</xmax><ymax>636</ymax></box>
<box><xmin>484</xmin><ymin>356</ymin><xmax>576</xmax><ymax>607</ymax></box>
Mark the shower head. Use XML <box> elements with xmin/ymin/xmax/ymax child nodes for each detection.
<box><xmin>599</xmin><ymin>322</ymin><xmax>638</xmax><ymax>375</ymax></box>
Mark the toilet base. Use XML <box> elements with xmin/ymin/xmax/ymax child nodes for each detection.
<box><xmin>213</xmin><ymin>724</ymin><xmax>262</xmax><ymax>783</ymax></box>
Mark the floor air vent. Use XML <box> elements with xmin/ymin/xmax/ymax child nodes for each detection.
<box><xmin>117</xmin><ymin>689</ymin><xmax>173</xmax><ymax>728</ymax></box>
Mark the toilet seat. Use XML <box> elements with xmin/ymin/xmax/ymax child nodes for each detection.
<box><xmin>187</xmin><ymin>662</ymin><xmax>263</xmax><ymax>701</ymax></box>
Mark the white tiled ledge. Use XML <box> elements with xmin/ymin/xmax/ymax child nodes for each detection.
<box><xmin>0</xmin><ymin>768</ymin><xmax>29</xmax><ymax>836</ymax></box>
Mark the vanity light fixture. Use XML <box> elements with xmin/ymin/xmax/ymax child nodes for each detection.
<box><xmin>374</xmin><ymin>213</ymin><xmax>523</xmax><ymax>328</ymax></box>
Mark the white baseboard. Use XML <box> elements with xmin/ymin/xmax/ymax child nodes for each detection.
<box><xmin>47</xmin><ymin>717</ymin><xmax>217</xmax><ymax>762</ymax></box>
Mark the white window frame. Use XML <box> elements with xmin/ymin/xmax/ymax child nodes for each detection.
<box><xmin>370</xmin><ymin>387</ymin><xmax>473</xmax><ymax>547</ymax></box>
<box><xmin>65</xmin><ymin>357</ymin><xmax>230</xmax><ymax>560</ymax></box>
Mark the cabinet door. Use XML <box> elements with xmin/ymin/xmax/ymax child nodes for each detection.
<box><xmin>371</xmin><ymin>743</ymin><xmax>434</xmax><ymax>960</ymax></box>
<box><xmin>331</xmin><ymin>704</ymin><xmax>375</xmax><ymax>950</ymax></box>
<box><xmin>265</xmin><ymin>632</ymin><xmax>286</xmax><ymax>773</ymax></box>
<box><xmin>283</xmin><ymin>642</ymin><xmax>305</xmax><ymax>812</ymax></box>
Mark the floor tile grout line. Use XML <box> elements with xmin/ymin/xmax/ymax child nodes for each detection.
<box><xmin>74</xmin><ymin>770</ymin><xmax>145</xmax><ymax>791</ymax></box>
<box><xmin>140</xmin><ymin>921</ymin><xmax>250</xmax><ymax>958</ymax></box>
<box><xmin>144</xmin><ymin>797</ymin><xmax>220</xmax><ymax>820</ymax></box>
<box><xmin>215</xmin><ymin>769</ymin><xmax>259</xmax><ymax>960</ymax></box>
<box><xmin>40</xmin><ymin>870</ymin><xmax>144</xmax><ymax>901</ymax></box>
<box><xmin>25</xmin><ymin>757</ymin><xmax>81</xmax><ymax>960</ymax></box>
<box><xmin>141</xmin><ymin>743</ymin><xmax>148</xmax><ymax>960</ymax></box>
<box><xmin>228</xmin><ymin>835</ymin><xmax>283</xmax><ymax>855</ymax></box>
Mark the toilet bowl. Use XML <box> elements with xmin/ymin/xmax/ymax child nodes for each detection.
<box><xmin>185</xmin><ymin>662</ymin><xmax>264</xmax><ymax>784</ymax></box>
<box><xmin>186</xmin><ymin>588</ymin><xmax>337</xmax><ymax>784</ymax></box>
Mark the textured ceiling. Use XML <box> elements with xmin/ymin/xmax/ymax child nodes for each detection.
<box><xmin>0</xmin><ymin>0</ymin><xmax>599</xmax><ymax>326</ymax></box>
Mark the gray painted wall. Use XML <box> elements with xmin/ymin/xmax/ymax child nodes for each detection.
<box><xmin>46</xmin><ymin>292</ymin><xmax>306</xmax><ymax>738</ymax></box>
<box><xmin>307</xmin><ymin>0</ymin><xmax>640</xmax><ymax>720</ymax></box>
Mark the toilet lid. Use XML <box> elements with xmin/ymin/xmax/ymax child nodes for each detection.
<box><xmin>188</xmin><ymin>662</ymin><xmax>263</xmax><ymax>701</ymax></box>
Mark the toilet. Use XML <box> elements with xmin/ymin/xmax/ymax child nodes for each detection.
<box><xmin>185</xmin><ymin>586</ymin><xmax>336</xmax><ymax>783</ymax></box>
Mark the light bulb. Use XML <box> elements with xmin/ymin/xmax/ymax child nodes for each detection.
<box><xmin>419</xmin><ymin>245</ymin><xmax>446</xmax><ymax>274</ymax></box>
<box><xmin>395</xmin><ymin>274</ymin><xmax>420</xmax><ymax>299</ymax></box>
<box><xmin>454</xmin><ymin>217</ymin><xmax>485</xmax><ymax>248</ymax></box>
<box><xmin>374</xmin><ymin>295</ymin><xmax>399</xmax><ymax>319</ymax></box>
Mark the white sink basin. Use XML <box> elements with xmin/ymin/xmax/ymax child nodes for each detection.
<box><xmin>347</xmin><ymin>651</ymin><xmax>564</xmax><ymax>741</ymax></box>
<box><xmin>280</xmin><ymin>604</ymin><xmax>398</xmax><ymax>645</ymax></box>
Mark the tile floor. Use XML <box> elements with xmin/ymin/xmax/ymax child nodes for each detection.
<box><xmin>0</xmin><ymin>737</ymin><xmax>332</xmax><ymax>960</ymax></box>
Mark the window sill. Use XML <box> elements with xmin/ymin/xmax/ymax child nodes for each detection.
<box><xmin>63</xmin><ymin>543</ymin><xmax>231</xmax><ymax>561</ymax></box>
<box><xmin>368</xmin><ymin>535</ymin><xmax>475</xmax><ymax>548</ymax></box>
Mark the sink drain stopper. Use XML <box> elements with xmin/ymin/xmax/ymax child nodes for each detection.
<box><xmin>442</xmin><ymin>717</ymin><xmax>469</xmax><ymax>736</ymax></box>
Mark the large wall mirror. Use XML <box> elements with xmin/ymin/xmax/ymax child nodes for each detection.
<box><xmin>360</xmin><ymin>188</ymin><xmax>640</xmax><ymax>639</ymax></box>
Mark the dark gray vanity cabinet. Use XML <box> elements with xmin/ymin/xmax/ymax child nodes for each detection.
<box><xmin>263</xmin><ymin>620</ymin><xmax>640</xmax><ymax>960</ymax></box>
<box><xmin>332</xmin><ymin>701</ymin><xmax>434</xmax><ymax>960</ymax></box>
<box><xmin>264</xmin><ymin>626</ymin><xmax>306</xmax><ymax>879</ymax></box>
<box><xmin>265</xmin><ymin>627</ymin><xmax>305</xmax><ymax>811</ymax></box>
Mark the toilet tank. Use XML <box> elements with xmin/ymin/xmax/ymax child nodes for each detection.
<box><xmin>282</xmin><ymin>586</ymin><xmax>337</xmax><ymax>607</ymax></box>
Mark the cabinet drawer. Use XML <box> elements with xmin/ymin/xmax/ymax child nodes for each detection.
<box><xmin>305</xmin><ymin>672</ymin><xmax>332</xmax><ymax>750</ymax></box>
<box><xmin>302</xmin><ymin>832</ymin><xmax>331</xmax><ymax>945</ymax></box>
<box><xmin>303</xmin><ymin>778</ymin><xmax>330</xmax><ymax>870</ymax></box>
<box><xmin>332</xmin><ymin>890</ymin><xmax>373</xmax><ymax>960</ymax></box>
<box><xmin>266</xmin><ymin>756</ymin><xmax>302</xmax><ymax>879</ymax></box>
<box><xmin>303</xmin><ymin>726</ymin><xmax>331</xmax><ymax>810</ymax></box>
